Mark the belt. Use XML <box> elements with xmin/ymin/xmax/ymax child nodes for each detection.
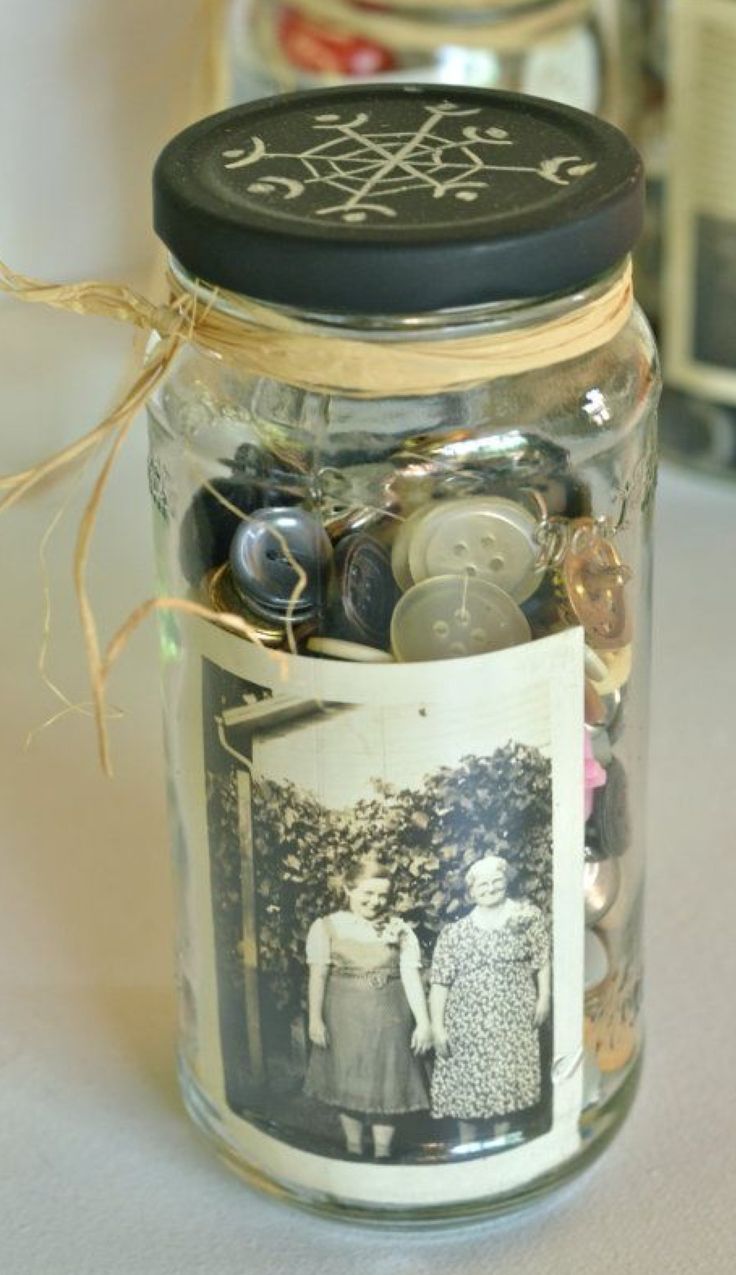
<box><xmin>332</xmin><ymin>968</ymin><xmax>400</xmax><ymax>990</ymax></box>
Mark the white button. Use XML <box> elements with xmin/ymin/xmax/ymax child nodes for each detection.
<box><xmin>586</xmin><ymin>644</ymin><xmax>632</xmax><ymax>695</ymax></box>
<box><xmin>585</xmin><ymin>682</ymin><xmax>622</xmax><ymax>730</ymax></box>
<box><xmin>390</xmin><ymin>513</ymin><xmax>417</xmax><ymax>591</ymax></box>
<box><xmin>306</xmin><ymin>637</ymin><xmax>394</xmax><ymax>663</ymax></box>
<box><xmin>405</xmin><ymin>496</ymin><xmax>544</xmax><ymax>603</ymax></box>
<box><xmin>390</xmin><ymin>575</ymin><xmax>531</xmax><ymax>662</ymax></box>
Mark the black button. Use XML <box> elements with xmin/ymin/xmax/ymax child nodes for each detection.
<box><xmin>334</xmin><ymin>532</ymin><xmax>399</xmax><ymax>649</ymax></box>
<box><xmin>592</xmin><ymin>757</ymin><xmax>631</xmax><ymax>857</ymax></box>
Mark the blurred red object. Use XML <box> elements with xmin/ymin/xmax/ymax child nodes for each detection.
<box><xmin>278</xmin><ymin>7</ymin><xmax>397</xmax><ymax>75</ymax></box>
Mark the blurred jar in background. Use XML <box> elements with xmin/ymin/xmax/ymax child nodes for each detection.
<box><xmin>229</xmin><ymin>0</ymin><xmax>628</xmax><ymax>127</ymax></box>
<box><xmin>655</xmin><ymin>0</ymin><xmax>736</xmax><ymax>478</ymax></box>
<box><xmin>629</xmin><ymin>0</ymin><xmax>667</xmax><ymax>331</ymax></box>
<box><xmin>631</xmin><ymin>0</ymin><xmax>736</xmax><ymax>481</ymax></box>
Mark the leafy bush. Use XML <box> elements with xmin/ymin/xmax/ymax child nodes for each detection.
<box><xmin>249</xmin><ymin>743</ymin><xmax>553</xmax><ymax>1015</ymax></box>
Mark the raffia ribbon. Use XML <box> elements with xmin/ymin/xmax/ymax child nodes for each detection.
<box><xmin>0</xmin><ymin>259</ymin><xmax>632</xmax><ymax>394</ymax></box>
<box><xmin>0</xmin><ymin>256</ymin><xmax>632</xmax><ymax>773</ymax></box>
<box><xmin>260</xmin><ymin>0</ymin><xmax>594</xmax><ymax>63</ymax></box>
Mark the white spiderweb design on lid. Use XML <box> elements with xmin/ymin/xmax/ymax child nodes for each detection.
<box><xmin>221</xmin><ymin>100</ymin><xmax>597</xmax><ymax>225</ymax></box>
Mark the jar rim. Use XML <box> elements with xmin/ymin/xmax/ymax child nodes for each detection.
<box><xmin>168</xmin><ymin>254</ymin><xmax>632</xmax><ymax>343</ymax></box>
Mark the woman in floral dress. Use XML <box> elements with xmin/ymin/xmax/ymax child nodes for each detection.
<box><xmin>429</xmin><ymin>854</ymin><xmax>551</xmax><ymax>1144</ymax></box>
<box><xmin>304</xmin><ymin>854</ymin><xmax>432</xmax><ymax>1159</ymax></box>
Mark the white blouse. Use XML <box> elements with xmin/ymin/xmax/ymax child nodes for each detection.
<box><xmin>306</xmin><ymin>911</ymin><xmax>422</xmax><ymax>973</ymax></box>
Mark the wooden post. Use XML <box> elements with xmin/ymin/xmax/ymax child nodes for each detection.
<box><xmin>237</xmin><ymin>767</ymin><xmax>265</xmax><ymax>1085</ymax></box>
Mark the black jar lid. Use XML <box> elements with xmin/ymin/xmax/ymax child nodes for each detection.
<box><xmin>153</xmin><ymin>84</ymin><xmax>644</xmax><ymax>315</ymax></box>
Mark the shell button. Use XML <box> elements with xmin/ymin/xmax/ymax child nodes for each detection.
<box><xmin>390</xmin><ymin>574</ymin><xmax>531</xmax><ymax>662</ymax></box>
<box><xmin>406</xmin><ymin>496</ymin><xmax>544</xmax><ymax>603</ymax></box>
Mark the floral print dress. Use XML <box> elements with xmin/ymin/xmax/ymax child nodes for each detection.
<box><xmin>430</xmin><ymin>902</ymin><xmax>550</xmax><ymax>1121</ymax></box>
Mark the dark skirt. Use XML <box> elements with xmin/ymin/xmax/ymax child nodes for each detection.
<box><xmin>304</xmin><ymin>973</ymin><xmax>429</xmax><ymax>1116</ymax></box>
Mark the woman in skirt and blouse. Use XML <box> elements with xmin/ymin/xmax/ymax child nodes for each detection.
<box><xmin>304</xmin><ymin>854</ymin><xmax>432</xmax><ymax>1159</ymax></box>
<box><xmin>430</xmin><ymin>854</ymin><xmax>551</xmax><ymax>1145</ymax></box>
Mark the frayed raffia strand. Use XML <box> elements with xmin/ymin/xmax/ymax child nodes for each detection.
<box><xmin>101</xmin><ymin>596</ymin><xmax>289</xmax><ymax>702</ymax></box>
<box><xmin>26</xmin><ymin>460</ymin><xmax>126</xmax><ymax>751</ymax></box>
<box><xmin>0</xmin><ymin>255</ymin><xmax>632</xmax><ymax>772</ymax></box>
<box><xmin>74</xmin><ymin>339</ymin><xmax>186</xmax><ymax>774</ymax></box>
<box><xmin>257</xmin><ymin>0</ymin><xmax>593</xmax><ymax>62</ymax></box>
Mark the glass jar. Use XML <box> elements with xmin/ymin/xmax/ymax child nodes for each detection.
<box><xmin>630</xmin><ymin>0</ymin><xmax>736</xmax><ymax>478</ymax></box>
<box><xmin>229</xmin><ymin>0</ymin><xmax>627</xmax><ymax>127</ymax></box>
<box><xmin>149</xmin><ymin>84</ymin><xmax>658</xmax><ymax>1221</ymax></box>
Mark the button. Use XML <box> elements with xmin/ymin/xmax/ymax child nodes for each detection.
<box><xmin>586</xmin><ymin>724</ymin><xmax>613</xmax><ymax>766</ymax></box>
<box><xmin>584</xmin><ymin>857</ymin><xmax>621</xmax><ymax>926</ymax></box>
<box><xmin>391</xmin><ymin>575</ymin><xmax>531</xmax><ymax>662</ymax></box>
<box><xmin>180</xmin><ymin>446</ymin><xmax>306</xmax><ymax>587</ymax></box>
<box><xmin>179</xmin><ymin>438</ymin><xmax>308</xmax><ymax>586</ymax></box>
<box><xmin>406</xmin><ymin>496</ymin><xmax>544</xmax><ymax>603</ymax></box>
<box><xmin>584</xmin><ymin>930</ymin><xmax>610</xmax><ymax>993</ymax></box>
<box><xmin>306</xmin><ymin>637</ymin><xmax>395</xmax><ymax>663</ymax></box>
<box><xmin>562</xmin><ymin>519</ymin><xmax>632</xmax><ymax>649</ymax></box>
<box><xmin>399</xmin><ymin>429</ymin><xmax>570</xmax><ymax>484</ymax></box>
<box><xmin>321</xmin><ymin>459</ymin><xmax>398</xmax><ymax>514</ymax></box>
<box><xmin>386</xmin><ymin>456</ymin><xmax>443</xmax><ymax>516</ymax></box>
<box><xmin>204</xmin><ymin>564</ymin><xmax>292</xmax><ymax>647</ymax></box>
<box><xmin>390</xmin><ymin>514</ymin><xmax>418</xmax><ymax>591</ymax></box>
<box><xmin>322</xmin><ymin>505</ymin><xmax>388</xmax><ymax>541</ymax></box>
<box><xmin>523</xmin><ymin>471</ymin><xmax>592</xmax><ymax>519</ymax></box>
<box><xmin>335</xmin><ymin>532</ymin><xmax>399</xmax><ymax>648</ymax></box>
<box><xmin>583</xmin><ymin>1015</ymin><xmax>637</xmax><ymax>1073</ymax></box>
<box><xmin>584</xmin><ymin>733</ymin><xmax>607</xmax><ymax>820</ymax></box>
<box><xmin>585</xmin><ymin>681</ymin><xmax>622</xmax><ymax>730</ymax></box>
<box><xmin>584</xmin><ymin>645</ymin><xmax>608</xmax><ymax>681</ymax></box>
<box><xmin>593</xmin><ymin>756</ymin><xmax>631</xmax><ymax>857</ymax></box>
<box><xmin>521</xmin><ymin>574</ymin><xmax>568</xmax><ymax>639</ymax></box>
<box><xmin>586</xmin><ymin>644</ymin><xmax>632</xmax><ymax>695</ymax></box>
<box><xmin>229</xmin><ymin>507</ymin><xmax>333</xmax><ymax>621</ymax></box>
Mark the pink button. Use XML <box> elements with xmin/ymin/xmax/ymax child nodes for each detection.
<box><xmin>584</xmin><ymin>733</ymin><xmax>607</xmax><ymax>820</ymax></box>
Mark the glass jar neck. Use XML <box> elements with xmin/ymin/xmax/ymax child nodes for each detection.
<box><xmin>169</xmin><ymin>256</ymin><xmax>631</xmax><ymax>344</ymax></box>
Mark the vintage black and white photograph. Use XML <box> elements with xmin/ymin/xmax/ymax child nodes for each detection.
<box><xmin>200</xmin><ymin>644</ymin><xmax>566</xmax><ymax>1167</ymax></box>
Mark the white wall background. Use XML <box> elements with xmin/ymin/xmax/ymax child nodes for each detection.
<box><xmin>0</xmin><ymin>0</ymin><xmax>207</xmax><ymax>990</ymax></box>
